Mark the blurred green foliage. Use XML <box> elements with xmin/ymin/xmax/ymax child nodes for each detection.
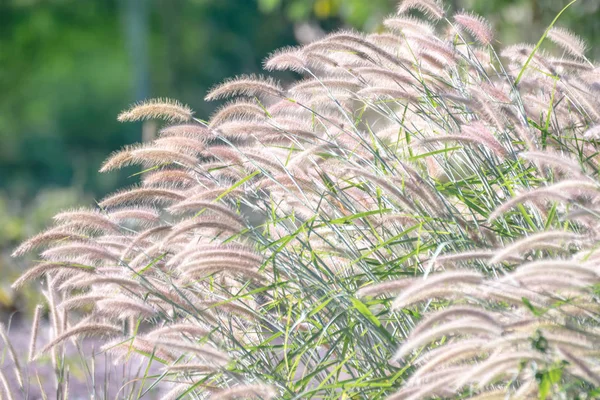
<box><xmin>257</xmin><ymin>0</ymin><xmax>600</xmax><ymax>54</ymax></box>
<box><xmin>258</xmin><ymin>0</ymin><xmax>393</xmax><ymax>29</ymax></box>
<box><xmin>0</xmin><ymin>0</ymin><xmax>298</xmax><ymax>203</ymax></box>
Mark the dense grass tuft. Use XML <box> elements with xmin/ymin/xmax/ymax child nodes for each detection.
<box><xmin>10</xmin><ymin>0</ymin><xmax>600</xmax><ymax>398</ymax></box>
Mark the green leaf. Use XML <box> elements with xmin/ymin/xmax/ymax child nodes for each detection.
<box><xmin>325</xmin><ymin>208</ymin><xmax>392</xmax><ymax>225</ymax></box>
<box><xmin>350</xmin><ymin>297</ymin><xmax>382</xmax><ymax>328</ymax></box>
<box><xmin>308</xmin><ymin>297</ymin><xmax>334</xmax><ymax>318</ymax></box>
<box><xmin>350</xmin><ymin>298</ymin><xmax>395</xmax><ymax>343</ymax></box>
<box><xmin>515</xmin><ymin>0</ymin><xmax>580</xmax><ymax>85</ymax></box>
<box><xmin>548</xmin><ymin>366</ymin><xmax>563</xmax><ymax>383</ymax></box>
<box><xmin>522</xmin><ymin>297</ymin><xmax>546</xmax><ymax>317</ymax></box>
<box><xmin>537</xmin><ymin>365</ymin><xmax>563</xmax><ymax>400</ymax></box>
<box><xmin>408</xmin><ymin>146</ymin><xmax>462</xmax><ymax>161</ymax></box>
<box><xmin>136</xmin><ymin>253</ymin><xmax>167</xmax><ymax>275</ymax></box>
<box><xmin>538</xmin><ymin>374</ymin><xmax>551</xmax><ymax>400</ymax></box>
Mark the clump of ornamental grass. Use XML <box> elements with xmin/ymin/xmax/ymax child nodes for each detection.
<box><xmin>8</xmin><ymin>0</ymin><xmax>600</xmax><ymax>398</ymax></box>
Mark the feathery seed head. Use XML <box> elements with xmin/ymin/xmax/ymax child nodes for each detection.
<box><xmin>548</xmin><ymin>27</ymin><xmax>588</xmax><ymax>59</ymax></box>
<box><xmin>205</xmin><ymin>75</ymin><xmax>284</xmax><ymax>101</ymax></box>
<box><xmin>118</xmin><ymin>98</ymin><xmax>193</xmax><ymax>123</ymax></box>
<box><xmin>453</xmin><ymin>12</ymin><xmax>494</xmax><ymax>45</ymax></box>
<box><xmin>397</xmin><ymin>0</ymin><xmax>444</xmax><ymax>21</ymax></box>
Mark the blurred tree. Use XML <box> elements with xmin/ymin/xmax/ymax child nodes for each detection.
<box><xmin>0</xmin><ymin>0</ymin><xmax>297</xmax><ymax>204</ymax></box>
<box><xmin>0</xmin><ymin>1</ymin><xmax>135</xmax><ymax>199</ymax></box>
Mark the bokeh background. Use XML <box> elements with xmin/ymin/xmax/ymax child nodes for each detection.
<box><xmin>1</xmin><ymin>0</ymin><xmax>599</xmax><ymax>315</ymax></box>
